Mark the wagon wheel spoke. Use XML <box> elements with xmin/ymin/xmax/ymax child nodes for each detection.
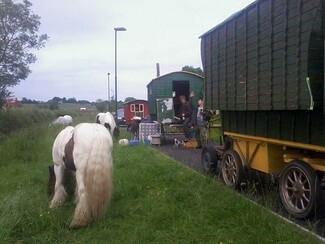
<box><xmin>300</xmin><ymin>199</ymin><xmax>306</xmax><ymax>210</ymax></box>
<box><xmin>231</xmin><ymin>175</ymin><xmax>236</xmax><ymax>184</ymax></box>
<box><xmin>302</xmin><ymin>186</ymin><xmax>311</xmax><ymax>192</ymax></box>
<box><xmin>293</xmin><ymin>171</ymin><xmax>298</xmax><ymax>182</ymax></box>
<box><xmin>302</xmin><ymin>194</ymin><xmax>310</xmax><ymax>203</ymax></box>
<box><xmin>285</xmin><ymin>185</ymin><xmax>294</xmax><ymax>191</ymax></box>
<box><xmin>288</xmin><ymin>175</ymin><xmax>294</xmax><ymax>185</ymax></box>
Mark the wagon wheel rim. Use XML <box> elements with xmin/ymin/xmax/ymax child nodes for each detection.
<box><xmin>281</xmin><ymin>167</ymin><xmax>312</xmax><ymax>214</ymax></box>
<box><xmin>222</xmin><ymin>154</ymin><xmax>237</xmax><ymax>186</ymax></box>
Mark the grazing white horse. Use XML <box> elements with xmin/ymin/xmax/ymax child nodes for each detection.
<box><xmin>96</xmin><ymin>112</ymin><xmax>119</xmax><ymax>138</ymax></box>
<box><xmin>49</xmin><ymin>115</ymin><xmax>73</xmax><ymax>127</ymax></box>
<box><xmin>50</xmin><ymin>123</ymin><xmax>113</xmax><ymax>228</ymax></box>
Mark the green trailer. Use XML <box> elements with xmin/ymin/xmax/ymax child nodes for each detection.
<box><xmin>147</xmin><ymin>71</ymin><xmax>204</xmax><ymax>123</ymax></box>
<box><xmin>200</xmin><ymin>0</ymin><xmax>325</xmax><ymax>219</ymax></box>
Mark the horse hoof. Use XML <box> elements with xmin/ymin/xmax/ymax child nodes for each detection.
<box><xmin>69</xmin><ymin>220</ymin><xmax>88</xmax><ymax>229</ymax></box>
<box><xmin>49</xmin><ymin>200</ymin><xmax>64</xmax><ymax>209</ymax></box>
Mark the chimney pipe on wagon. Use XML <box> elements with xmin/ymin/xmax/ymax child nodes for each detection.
<box><xmin>156</xmin><ymin>63</ymin><xmax>160</xmax><ymax>77</ymax></box>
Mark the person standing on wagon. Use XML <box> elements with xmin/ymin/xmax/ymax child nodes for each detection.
<box><xmin>195</xmin><ymin>98</ymin><xmax>207</xmax><ymax>149</ymax></box>
<box><xmin>179</xmin><ymin>94</ymin><xmax>194</xmax><ymax>139</ymax></box>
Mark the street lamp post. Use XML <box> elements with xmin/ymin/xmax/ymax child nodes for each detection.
<box><xmin>114</xmin><ymin>27</ymin><xmax>126</xmax><ymax>122</ymax></box>
<box><xmin>107</xmin><ymin>72</ymin><xmax>110</xmax><ymax>111</ymax></box>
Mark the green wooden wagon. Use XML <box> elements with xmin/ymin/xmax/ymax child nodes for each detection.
<box><xmin>200</xmin><ymin>0</ymin><xmax>324</xmax><ymax>219</ymax></box>
<box><xmin>147</xmin><ymin>71</ymin><xmax>204</xmax><ymax>134</ymax></box>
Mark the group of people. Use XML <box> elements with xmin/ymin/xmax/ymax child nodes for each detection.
<box><xmin>179</xmin><ymin>92</ymin><xmax>211</xmax><ymax>149</ymax></box>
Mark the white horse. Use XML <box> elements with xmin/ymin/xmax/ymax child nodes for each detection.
<box><xmin>49</xmin><ymin>123</ymin><xmax>113</xmax><ymax>228</ymax></box>
<box><xmin>96</xmin><ymin>112</ymin><xmax>119</xmax><ymax>138</ymax></box>
<box><xmin>49</xmin><ymin>115</ymin><xmax>73</xmax><ymax>127</ymax></box>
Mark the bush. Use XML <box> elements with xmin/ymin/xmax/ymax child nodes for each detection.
<box><xmin>0</xmin><ymin>109</ymin><xmax>54</xmax><ymax>136</ymax></box>
<box><xmin>96</xmin><ymin>102</ymin><xmax>107</xmax><ymax>112</ymax></box>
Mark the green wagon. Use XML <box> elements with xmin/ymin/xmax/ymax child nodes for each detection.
<box><xmin>147</xmin><ymin>71</ymin><xmax>204</xmax><ymax>123</ymax></box>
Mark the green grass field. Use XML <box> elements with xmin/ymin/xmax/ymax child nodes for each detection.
<box><xmin>0</xmin><ymin>113</ymin><xmax>322</xmax><ymax>243</ymax></box>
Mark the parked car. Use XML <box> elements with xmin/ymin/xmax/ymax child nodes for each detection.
<box><xmin>117</xmin><ymin>109</ymin><xmax>126</xmax><ymax>126</ymax></box>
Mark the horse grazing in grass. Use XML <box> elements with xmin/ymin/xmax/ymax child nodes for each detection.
<box><xmin>49</xmin><ymin>115</ymin><xmax>73</xmax><ymax>127</ymax></box>
<box><xmin>96</xmin><ymin>112</ymin><xmax>120</xmax><ymax>138</ymax></box>
<box><xmin>49</xmin><ymin>123</ymin><xmax>113</xmax><ymax>228</ymax></box>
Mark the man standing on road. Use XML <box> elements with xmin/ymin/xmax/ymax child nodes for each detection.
<box><xmin>179</xmin><ymin>94</ymin><xmax>194</xmax><ymax>139</ymax></box>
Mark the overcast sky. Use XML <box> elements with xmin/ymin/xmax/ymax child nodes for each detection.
<box><xmin>11</xmin><ymin>0</ymin><xmax>255</xmax><ymax>102</ymax></box>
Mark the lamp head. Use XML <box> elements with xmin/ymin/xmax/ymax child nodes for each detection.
<box><xmin>114</xmin><ymin>27</ymin><xmax>126</xmax><ymax>31</ymax></box>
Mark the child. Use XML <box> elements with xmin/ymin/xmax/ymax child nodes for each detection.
<box><xmin>195</xmin><ymin>99</ymin><xmax>207</xmax><ymax>149</ymax></box>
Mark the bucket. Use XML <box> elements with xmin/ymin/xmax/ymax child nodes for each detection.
<box><xmin>150</xmin><ymin>134</ymin><xmax>161</xmax><ymax>146</ymax></box>
<box><xmin>129</xmin><ymin>140</ymin><xmax>139</xmax><ymax>147</ymax></box>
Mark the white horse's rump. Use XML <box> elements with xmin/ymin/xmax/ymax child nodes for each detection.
<box><xmin>96</xmin><ymin>112</ymin><xmax>119</xmax><ymax>138</ymax></box>
<box><xmin>50</xmin><ymin>123</ymin><xmax>113</xmax><ymax>228</ymax></box>
<box><xmin>49</xmin><ymin>115</ymin><xmax>73</xmax><ymax>127</ymax></box>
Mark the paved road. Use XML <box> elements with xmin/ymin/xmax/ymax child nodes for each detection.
<box><xmin>157</xmin><ymin>135</ymin><xmax>204</xmax><ymax>172</ymax></box>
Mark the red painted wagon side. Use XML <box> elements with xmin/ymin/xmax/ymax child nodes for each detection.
<box><xmin>123</xmin><ymin>99</ymin><xmax>148</xmax><ymax>127</ymax></box>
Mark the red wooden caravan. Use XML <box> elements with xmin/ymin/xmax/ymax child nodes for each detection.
<box><xmin>123</xmin><ymin>99</ymin><xmax>148</xmax><ymax>127</ymax></box>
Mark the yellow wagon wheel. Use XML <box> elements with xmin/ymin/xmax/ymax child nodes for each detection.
<box><xmin>279</xmin><ymin>160</ymin><xmax>320</xmax><ymax>219</ymax></box>
<box><xmin>221</xmin><ymin>149</ymin><xmax>246</xmax><ymax>189</ymax></box>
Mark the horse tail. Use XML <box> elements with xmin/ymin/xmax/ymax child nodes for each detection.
<box><xmin>84</xmin><ymin>131</ymin><xmax>113</xmax><ymax>222</ymax></box>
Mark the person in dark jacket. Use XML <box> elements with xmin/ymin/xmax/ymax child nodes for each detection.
<box><xmin>179</xmin><ymin>94</ymin><xmax>194</xmax><ymax>139</ymax></box>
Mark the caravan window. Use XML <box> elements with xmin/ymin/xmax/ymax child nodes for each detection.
<box><xmin>130</xmin><ymin>104</ymin><xmax>144</xmax><ymax>112</ymax></box>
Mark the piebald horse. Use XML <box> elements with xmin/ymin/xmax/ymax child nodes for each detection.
<box><xmin>49</xmin><ymin>123</ymin><xmax>113</xmax><ymax>228</ymax></box>
<box><xmin>96</xmin><ymin>112</ymin><xmax>120</xmax><ymax>138</ymax></box>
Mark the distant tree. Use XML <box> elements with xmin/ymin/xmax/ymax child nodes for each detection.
<box><xmin>95</xmin><ymin>99</ymin><xmax>106</xmax><ymax>112</ymax></box>
<box><xmin>48</xmin><ymin>100</ymin><xmax>59</xmax><ymax>110</ymax></box>
<box><xmin>181</xmin><ymin>66</ymin><xmax>204</xmax><ymax>77</ymax></box>
<box><xmin>124</xmin><ymin>97</ymin><xmax>136</xmax><ymax>103</ymax></box>
<box><xmin>0</xmin><ymin>0</ymin><xmax>48</xmax><ymax>103</ymax></box>
<box><xmin>21</xmin><ymin>97</ymin><xmax>28</xmax><ymax>103</ymax></box>
<box><xmin>51</xmin><ymin>97</ymin><xmax>61</xmax><ymax>103</ymax></box>
<box><xmin>77</xmin><ymin>99</ymin><xmax>90</xmax><ymax>104</ymax></box>
<box><xmin>67</xmin><ymin>97</ymin><xmax>77</xmax><ymax>103</ymax></box>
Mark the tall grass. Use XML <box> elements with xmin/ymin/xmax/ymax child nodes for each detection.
<box><xmin>0</xmin><ymin>108</ymin><xmax>54</xmax><ymax>139</ymax></box>
<box><xmin>0</xmin><ymin>116</ymin><xmax>322</xmax><ymax>243</ymax></box>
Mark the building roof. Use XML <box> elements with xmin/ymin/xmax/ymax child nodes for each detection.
<box><xmin>123</xmin><ymin>99</ymin><xmax>147</xmax><ymax>105</ymax></box>
<box><xmin>147</xmin><ymin>71</ymin><xmax>204</xmax><ymax>88</ymax></box>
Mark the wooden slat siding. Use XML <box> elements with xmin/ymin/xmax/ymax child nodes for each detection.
<box><xmin>246</xmin><ymin>5</ymin><xmax>258</xmax><ymax>110</ymax></box>
<box><xmin>205</xmin><ymin>36</ymin><xmax>212</xmax><ymax>109</ymax></box>
<box><xmin>258</xmin><ymin>0</ymin><xmax>272</xmax><ymax>110</ymax></box>
<box><xmin>219</xmin><ymin>26</ymin><xmax>227</xmax><ymax>109</ymax></box>
<box><xmin>271</xmin><ymin>0</ymin><xmax>285</xmax><ymax>110</ymax></box>
<box><xmin>212</xmin><ymin>31</ymin><xmax>218</xmax><ymax>109</ymax></box>
<box><xmin>296</xmin><ymin>0</ymin><xmax>302</xmax><ymax>110</ymax></box>
<box><xmin>269</xmin><ymin>0</ymin><xmax>274</xmax><ymax>109</ymax></box>
<box><xmin>244</xmin><ymin>10</ymin><xmax>248</xmax><ymax>111</ymax></box>
<box><xmin>283</xmin><ymin>0</ymin><xmax>288</xmax><ymax>109</ymax></box>
<box><xmin>222</xmin><ymin>110</ymin><xmax>325</xmax><ymax>146</ymax></box>
<box><xmin>201</xmin><ymin>0</ymin><xmax>323</xmax><ymax>112</ymax></box>
<box><xmin>235</xmin><ymin>13</ymin><xmax>247</xmax><ymax>110</ymax></box>
<box><xmin>227</xmin><ymin>20</ymin><xmax>236</xmax><ymax>110</ymax></box>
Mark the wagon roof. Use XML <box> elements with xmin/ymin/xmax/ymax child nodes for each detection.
<box><xmin>199</xmin><ymin>0</ymin><xmax>257</xmax><ymax>38</ymax></box>
<box><xmin>147</xmin><ymin>71</ymin><xmax>204</xmax><ymax>88</ymax></box>
<box><xmin>123</xmin><ymin>99</ymin><xmax>147</xmax><ymax>105</ymax></box>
